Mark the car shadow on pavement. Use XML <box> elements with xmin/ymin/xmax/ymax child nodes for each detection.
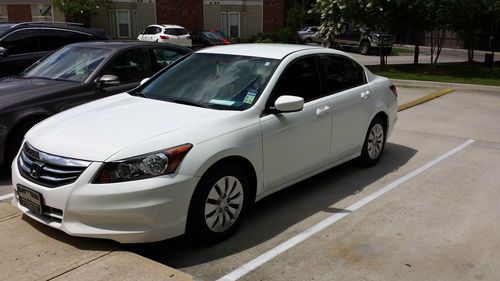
<box><xmin>20</xmin><ymin>215</ymin><xmax>120</xmax><ymax>251</ymax></box>
<box><xmin>124</xmin><ymin>142</ymin><xmax>417</xmax><ymax>268</ymax></box>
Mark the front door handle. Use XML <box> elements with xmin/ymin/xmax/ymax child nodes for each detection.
<box><xmin>316</xmin><ymin>106</ymin><xmax>331</xmax><ymax>116</ymax></box>
<box><xmin>361</xmin><ymin>90</ymin><xmax>371</xmax><ymax>99</ymax></box>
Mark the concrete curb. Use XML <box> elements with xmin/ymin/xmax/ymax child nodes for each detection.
<box><xmin>0</xmin><ymin>203</ymin><xmax>193</xmax><ymax>281</ymax></box>
<box><xmin>398</xmin><ymin>88</ymin><xmax>455</xmax><ymax>112</ymax></box>
<box><xmin>391</xmin><ymin>79</ymin><xmax>500</xmax><ymax>93</ymax></box>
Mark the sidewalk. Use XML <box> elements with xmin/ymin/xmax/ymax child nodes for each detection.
<box><xmin>392</xmin><ymin>79</ymin><xmax>500</xmax><ymax>93</ymax></box>
<box><xmin>0</xmin><ymin>203</ymin><xmax>192</xmax><ymax>281</ymax></box>
<box><xmin>394</xmin><ymin>44</ymin><xmax>500</xmax><ymax>61</ymax></box>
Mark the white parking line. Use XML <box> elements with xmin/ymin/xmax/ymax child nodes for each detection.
<box><xmin>0</xmin><ymin>193</ymin><xmax>14</xmax><ymax>201</ymax></box>
<box><xmin>218</xmin><ymin>139</ymin><xmax>475</xmax><ymax>281</ymax></box>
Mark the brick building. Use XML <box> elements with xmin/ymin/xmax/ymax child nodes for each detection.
<box><xmin>156</xmin><ymin>0</ymin><xmax>285</xmax><ymax>39</ymax></box>
<box><xmin>0</xmin><ymin>0</ymin><xmax>65</xmax><ymax>23</ymax></box>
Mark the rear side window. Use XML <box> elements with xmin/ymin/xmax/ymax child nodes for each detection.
<box><xmin>164</xmin><ymin>28</ymin><xmax>188</xmax><ymax>36</ymax></box>
<box><xmin>108</xmin><ymin>49</ymin><xmax>152</xmax><ymax>84</ymax></box>
<box><xmin>0</xmin><ymin>29</ymin><xmax>41</xmax><ymax>55</ymax></box>
<box><xmin>273</xmin><ymin>56</ymin><xmax>322</xmax><ymax>103</ymax></box>
<box><xmin>40</xmin><ymin>29</ymin><xmax>95</xmax><ymax>52</ymax></box>
<box><xmin>319</xmin><ymin>55</ymin><xmax>366</xmax><ymax>94</ymax></box>
<box><xmin>151</xmin><ymin>48</ymin><xmax>183</xmax><ymax>70</ymax></box>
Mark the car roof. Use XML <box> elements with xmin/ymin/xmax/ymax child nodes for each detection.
<box><xmin>63</xmin><ymin>40</ymin><xmax>192</xmax><ymax>53</ymax></box>
<box><xmin>150</xmin><ymin>24</ymin><xmax>186</xmax><ymax>29</ymax></box>
<box><xmin>197</xmin><ymin>43</ymin><xmax>327</xmax><ymax>60</ymax></box>
<box><xmin>0</xmin><ymin>22</ymin><xmax>109</xmax><ymax>38</ymax></box>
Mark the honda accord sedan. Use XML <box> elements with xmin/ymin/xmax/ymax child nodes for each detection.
<box><xmin>11</xmin><ymin>44</ymin><xmax>398</xmax><ymax>243</ymax></box>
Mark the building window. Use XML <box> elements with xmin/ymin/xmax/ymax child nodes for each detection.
<box><xmin>0</xmin><ymin>5</ymin><xmax>7</xmax><ymax>22</ymax></box>
<box><xmin>229</xmin><ymin>12</ymin><xmax>240</xmax><ymax>38</ymax></box>
<box><xmin>221</xmin><ymin>12</ymin><xmax>240</xmax><ymax>38</ymax></box>
<box><xmin>221</xmin><ymin>12</ymin><xmax>227</xmax><ymax>35</ymax></box>
<box><xmin>116</xmin><ymin>10</ymin><xmax>130</xmax><ymax>38</ymax></box>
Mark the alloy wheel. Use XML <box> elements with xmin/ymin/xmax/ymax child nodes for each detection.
<box><xmin>367</xmin><ymin>123</ymin><xmax>384</xmax><ymax>160</ymax></box>
<box><xmin>204</xmin><ymin>176</ymin><xmax>244</xmax><ymax>233</ymax></box>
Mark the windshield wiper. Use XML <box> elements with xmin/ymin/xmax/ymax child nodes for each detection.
<box><xmin>163</xmin><ymin>97</ymin><xmax>205</xmax><ymax>108</ymax></box>
<box><xmin>129</xmin><ymin>90</ymin><xmax>146</xmax><ymax>97</ymax></box>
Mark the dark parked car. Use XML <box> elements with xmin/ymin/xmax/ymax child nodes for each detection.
<box><xmin>0</xmin><ymin>22</ymin><xmax>111</xmax><ymax>77</ymax></box>
<box><xmin>0</xmin><ymin>41</ymin><xmax>191</xmax><ymax>166</ymax></box>
<box><xmin>191</xmin><ymin>30</ymin><xmax>232</xmax><ymax>50</ymax></box>
<box><xmin>325</xmin><ymin>25</ymin><xmax>394</xmax><ymax>55</ymax></box>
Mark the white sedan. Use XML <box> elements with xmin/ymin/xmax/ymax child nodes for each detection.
<box><xmin>11</xmin><ymin>44</ymin><xmax>397</xmax><ymax>243</ymax></box>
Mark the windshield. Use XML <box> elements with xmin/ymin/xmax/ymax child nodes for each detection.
<box><xmin>137</xmin><ymin>53</ymin><xmax>280</xmax><ymax>110</ymax></box>
<box><xmin>22</xmin><ymin>46</ymin><xmax>111</xmax><ymax>82</ymax></box>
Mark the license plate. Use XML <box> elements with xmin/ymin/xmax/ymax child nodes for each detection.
<box><xmin>17</xmin><ymin>185</ymin><xmax>43</xmax><ymax>215</ymax></box>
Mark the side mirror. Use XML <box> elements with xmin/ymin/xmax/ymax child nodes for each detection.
<box><xmin>98</xmin><ymin>74</ymin><xmax>120</xmax><ymax>87</ymax></box>
<box><xmin>0</xmin><ymin>47</ymin><xmax>9</xmax><ymax>57</ymax></box>
<box><xmin>274</xmin><ymin>95</ymin><xmax>304</xmax><ymax>113</ymax></box>
<box><xmin>140</xmin><ymin>77</ymin><xmax>150</xmax><ymax>85</ymax></box>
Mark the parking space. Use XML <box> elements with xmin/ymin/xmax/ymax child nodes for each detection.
<box><xmin>0</xmin><ymin>82</ymin><xmax>499</xmax><ymax>281</ymax></box>
<box><xmin>126</xmin><ymin>85</ymin><xmax>500</xmax><ymax>280</ymax></box>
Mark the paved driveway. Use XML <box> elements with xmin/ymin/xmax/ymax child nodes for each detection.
<box><xmin>1</xmin><ymin>82</ymin><xmax>499</xmax><ymax>281</ymax></box>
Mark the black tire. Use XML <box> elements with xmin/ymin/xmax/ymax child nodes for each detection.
<box><xmin>360</xmin><ymin>41</ymin><xmax>371</xmax><ymax>55</ymax></box>
<box><xmin>304</xmin><ymin>38</ymin><xmax>312</xmax><ymax>44</ymax></box>
<box><xmin>358</xmin><ymin>117</ymin><xmax>387</xmax><ymax>167</ymax></box>
<box><xmin>4</xmin><ymin>118</ymin><xmax>44</xmax><ymax>167</ymax></box>
<box><xmin>187</xmin><ymin>164</ymin><xmax>250</xmax><ymax>243</ymax></box>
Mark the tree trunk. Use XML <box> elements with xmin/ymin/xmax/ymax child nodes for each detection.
<box><xmin>413</xmin><ymin>31</ymin><xmax>421</xmax><ymax>64</ymax></box>
<box><xmin>433</xmin><ymin>29</ymin><xmax>446</xmax><ymax>65</ymax></box>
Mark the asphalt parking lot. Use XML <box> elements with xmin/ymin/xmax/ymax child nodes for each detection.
<box><xmin>1</xmin><ymin>79</ymin><xmax>499</xmax><ymax>281</ymax></box>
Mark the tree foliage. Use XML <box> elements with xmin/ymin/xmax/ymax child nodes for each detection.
<box><xmin>310</xmin><ymin>0</ymin><xmax>500</xmax><ymax>65</ymax></box>
<box><xmin>51</xmin><ymin>0</ymin><xmax>109</xmax><ymax>25</ymax></box>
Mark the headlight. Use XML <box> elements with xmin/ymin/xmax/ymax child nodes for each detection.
<box><xmin>93</xmin><ymin>143</ymin><xmax>192</xmax><ymax>184</ymax></box>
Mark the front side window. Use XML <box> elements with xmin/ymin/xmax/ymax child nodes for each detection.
<box><xmin>144</xmin><ymin>27</ymin><xmax>157</xmax><ymax>35</ymax></box>
<box><xmin>273</xmin><ymin>56</ymin><xmax>322</xmax><ymax>103</ymax></box>
<box><xmin>107</xmin><ymin>49</ymin><xmax>151</xmax><ymax>84</ymax></box>
<box><xmin>0</xmin><ymin>29</ymin><xmax>41</xmax><ymax>55</ymax></box>
<box><xmin>319</xmin><ymin>55</ymin><xmax>366</xmax><ymax>94</ymax></box>
<box><xmin>137</xmin><ymin>53</ymin><xmax>280</xmax><ymax>110</ymax></box>
<box><xmin>22</xmin><ymin>46</ymin><xmax>111</xmax><ymax>82</ymax></box>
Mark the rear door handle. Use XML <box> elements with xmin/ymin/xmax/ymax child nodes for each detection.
<box><xmin>316</xmin><ymin>106</ymin><xmax>331</xmax><ymax>116</ymax></box>
<box><xmin>361</xmin><ymin>90</ymin><xmax>371</xmax><ymax>99</ymax></box>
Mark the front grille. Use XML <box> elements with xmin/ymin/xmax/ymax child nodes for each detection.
<box><xmin>18</xmin><ymin>143</ymin><xmax>91</xmax><ymax>188</ymax></box>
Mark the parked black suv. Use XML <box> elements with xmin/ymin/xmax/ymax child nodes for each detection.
<box><xmin>0</xmin><ymin>22</ymin><xmax>110</xmax><ymax>77</ymax></box>
<box><xmin>325</xmin><ymin>25</ymin><xmax>394</xmax><ymax>55</ymax></box>
<box><xmin>0</xmin><ymin>41</ymin><xmax>191</xmax><ymax>167</ymax></box>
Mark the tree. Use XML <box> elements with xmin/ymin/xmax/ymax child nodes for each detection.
<box><xmin>51</xmin><ymin>0</ymin><xmax>109</xmax><ymax>26</ymax></box>
<box><xmin>310</xmin><ymin>0</ymin><xmax>399</xmax><ymax>65</ymax></box>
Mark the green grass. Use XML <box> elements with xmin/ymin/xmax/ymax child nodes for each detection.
<box><xmin>390</xmin><ymin>47</ymin><xmax>414</xmax><ymax>55</ymax></box>
<box><xmin>368</xmin><ymin>62</ymin><xmax>500</xmax><ymax>87</ymax></box>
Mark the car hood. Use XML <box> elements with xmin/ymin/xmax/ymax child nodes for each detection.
<box><xmin>25</xmin><ymin>93</ymin><xmax>233</xmax><ymax>162</ymax></box>
<box><xmin>0</xmin><ymin>77</ymin><xmax>80</xmax><ymax>109</ymax></box>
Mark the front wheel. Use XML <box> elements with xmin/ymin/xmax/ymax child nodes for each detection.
<box><xmin>187</xmin><ymin>166</ymin><xmax>250</xmax><ymax>243</ymax></box>
<box><xmin>358</xmin><ymin>117</ymin><xmax>386</xmax><ymax>166</ymax></box>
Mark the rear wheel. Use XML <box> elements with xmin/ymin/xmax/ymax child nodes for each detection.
<box><xmin>360</xmin><ymin>41</ymin><xmax>371</xmax><ymax>55</ymax></box>
<box><xmin>187</xmin><ymin>165</ymin><xmax>250</xmax><ymax>243</ymax></box>
<box><xmin>358</xmin><ymin>117</ymin><xmax>386</xmax><ymax>166</ymax></box>
<box><xmin>304</xmin><ymin>38</ymin><xmax>312</xmax><ymax>44</ymax></box>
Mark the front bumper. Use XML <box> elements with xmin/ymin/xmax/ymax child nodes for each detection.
<box><xmin>11</xmin><ymin>158</ymin><xmax>199</xmax><ymax>243</ymax></box>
